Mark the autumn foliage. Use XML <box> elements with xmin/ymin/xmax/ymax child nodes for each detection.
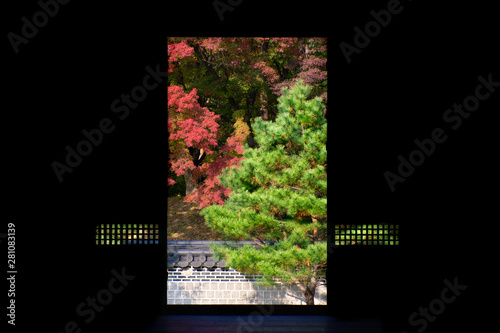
<box><xmin>168</xmin><ymin>37</ymin><xmax>326</xmax><ymax>208</ymax></box>
<box><xmin>186</xmin><ymin>117</ymin><xmax>250</xmax><ymax>208</ymax></box>
<box><xmin>167</xmin><ymin>41</ymin><xmax>194</xmax><ymax>73</ymax></box>
<box><xmin>168</xmin><ymin>85</ymin><xmax>219</xmax><ymax>177</ymax></box>
<box><xmin>168</xmin><ymin>85</ymin><xmax>249</xmax><ymax>208</ymax></box>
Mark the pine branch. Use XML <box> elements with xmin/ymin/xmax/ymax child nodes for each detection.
<box><xmin>268</xmin><ymin>181</ymin><xmax>305</xmax><ymax>193</ymax></box>
<box><xmin>312</xmin><ymin>262</ymin><xmax>326</xmax><ymax>272</ymax></box>
<box><xmin>291</xmin><ymin>277</ymin><xmax>308</xmax><ymax>295</ymax></box>
<box><xmin>254</xmin><ymin>234</ymin><xmax>266</xmax><ymax>246</ymax></box>
<box><xmin>268</xmin><ymin>181</ymin><xmax>324</xmax><ymax>197</ymax></box>
<box><xmin>253</xmin><ymin>239</ymin><xmax>265</xmax><ymax>247</ymax></box>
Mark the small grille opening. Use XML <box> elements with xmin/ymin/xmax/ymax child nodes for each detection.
<box><xmin>334</xmin><ymin>224</ymin><xmax>399</xmax><ymax>246</ymax></box>
<box><xmin>96</xmin><ymin>223</ymin><xmax>159</xmax><ymax>245</ymax></box>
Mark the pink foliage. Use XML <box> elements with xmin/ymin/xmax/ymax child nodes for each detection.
<box><xmin>169</xmin><ymin>85</ymin><xmax>250</xmax><ymax>208</ymax></box>
<box><xmin>185</xmin><ymin>173</ymin><xmax>232</xmax><ymax>208</ymax></box>
<box><xmin>301</xmin><ymin>57</ymin><xmax>327</xmax><ymax>69</ymax></box>
<box><xmin>168</xmin><ymin>85</ymin><xmax>220</xmax><ymax>176</ymax></box>
<box><xmin>185</xmin><ymin>118</ymin><xmax>250</xmax><ymax>209</ymax></box>
<box><xmin>297</xmin><ymin>67</ymin><xmax>327</xmax><ymax>84</ymax></box>
<box><xmin>170</xmin><ymin>155</ymin><xmax>196</xmax><ymax>176</ymax></box>
<box><xmin>168</xmin><ymin>86</ymin><xmax>206</xmax><ymax>116</ymax></box>
<box><xmin>168</xmin><ymin>41</ymin><xmax>194</xmax><ymax>62</ymax></box>
<box><xmin>185</xmin><ymin>154</ymin><xmax>244</xmax><ymax>209</ymax></box>
<box><xmin>200</xmin><ymin>37</ymin><xmax>225</xmax><ymax>53</ymax></box>
<box><xmin>271</xmin><ymin>37</ymin><xmax>298</xmax><ymax>53</ymax></box>
<box><xmin>270</xmin><ymin>38</ymin><xmax>327</xmax><ymax>96</ymax></box>
<box><xmin>168</xmin><ymin>41</ymin><xmax>194</xmax><ymax>73</ymax></box>
<box><xmin>253</xmin><ymin>61</ymin><xmax>279</xmax><ymax>84</ymax></box>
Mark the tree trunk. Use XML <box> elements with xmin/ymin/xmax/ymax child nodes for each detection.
<box><xmin>259</xmin><ymin>92</ymin><xmax>269</xmax><ymax>120</ymax></box>
<box><xmin>298</xmin><ymin>37</ymin><xmax>308</xmax><ymax>59</ymax></box>
<box><xmin>245</xmin><ymin>90</ymin><xmax>259</xmax><ymax>148</ymax></box>
<box><xmin>191</xmin><ymin>43</ymin><xmax>220</xmax><ymax>81</ymax></box>
<box><xmin>304</xmin><ymin>288</ymin><xmax>315</xmax><ymax>306</ymax></box>
<box><xmin>293</xmin><ymin>278</ymin><xmax>316</xmax><ymax>306</ymax></box>
<box><xmin>184</xmin><ymin>169</ymin><xmax>198</xmax><ymax>196</ymax></box>
<box><xmin>228</xmin><ymin>97</ymin><xmax>240</xmax><ymax>112</ymax></box>
<box><xmin>246</xmin><ymin>130</ymin><xmax>258</xmax><ymax>148</ymax></box>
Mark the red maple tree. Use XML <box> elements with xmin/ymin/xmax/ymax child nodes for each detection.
<box><xmin>168</xmin><ymin>85</ymin><xmax>250</xmax><ymax>208</ymax></box>
<box><xmin>167</xmin><ymin>40</ymin><xmax>194</xmax><ymax>73</ymax></box>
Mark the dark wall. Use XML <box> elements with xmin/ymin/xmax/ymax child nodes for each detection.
<box><xmin>5</xmin><ymin>1</ymin><xmax>497</xmax><ymax>333</ymax></box>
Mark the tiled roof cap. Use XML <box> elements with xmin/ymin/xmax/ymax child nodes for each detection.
<box><xmin>167</xmin><ymin>240</ymin><xmax>276</xmax><ymax>268</ymax></box>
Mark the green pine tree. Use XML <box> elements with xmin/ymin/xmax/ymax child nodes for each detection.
<box><xmin>200</xmin><ymin>80</ymin><xmax>327</xmax><ymax>305</ymax></box>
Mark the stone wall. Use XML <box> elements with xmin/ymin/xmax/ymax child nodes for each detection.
<box><xmin>167</xmin><ymin>267</ymin><xmax>327</xmax><ymax>305</ymax></box>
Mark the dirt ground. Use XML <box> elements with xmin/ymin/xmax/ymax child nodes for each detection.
<box><xmin>167</xmin><ymin>196</ymin><xmax>225</xmax><ymax>240</ymax></box>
